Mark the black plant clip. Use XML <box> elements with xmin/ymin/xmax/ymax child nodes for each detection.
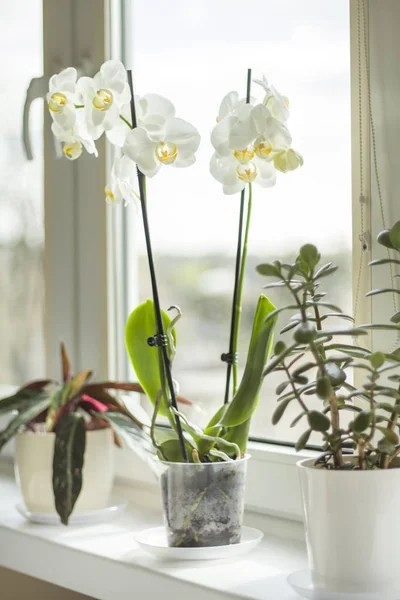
<box><xmin>221</xmin><ymin>352</ymin><xmax>239</xmax><ymax>365</ymax></box>
<box><xmin>147</xmin><ymin>333</ymin><xmax>168</xmax><ymax>348</ymax></box>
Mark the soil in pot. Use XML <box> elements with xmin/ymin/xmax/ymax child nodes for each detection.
<box><xmin>161</xmin><ymin>457</ymin><xmax>248</xmax><ymax>548</ymax></box>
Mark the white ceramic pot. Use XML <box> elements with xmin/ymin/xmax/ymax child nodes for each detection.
<box><xmin>15</xmin><ymin>428</ymin><xmax>114</xmax><ymax>513</ymax></box>
<box><xmin>298</xmin><ymin>457</ymin><xmax>400</xmax><ymax>594</ymax></box>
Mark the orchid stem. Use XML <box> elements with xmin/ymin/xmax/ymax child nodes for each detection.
<box><xmin>232</xmin><ymin>182</ymin><xmax>253</xmax><ymax>394</ymax></box>
<box><xmin>127</xmin><ymin>70</ymin><xmax>188</xmax><ymax>462</ymax></box>
<box><xmin>223</xmin><ymin>68</ymin><xmax>252</xmax><ymax>404</ymax></box>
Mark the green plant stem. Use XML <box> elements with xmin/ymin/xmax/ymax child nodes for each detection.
<box><xmin>309</xmin><ymin>340</ymin><xmax>344</xmax><ymax>468</ymax></box>
<box><xmin>223</xmin><ymin>67</ymin><xmax>252</xmax><ymax>406</ymax></box>
<box><xmin>358</xmin><ymin>440</ymin><xmax>366</xmax><ymax>470</ymax></box>
<box><xmin>381</xmin><ymin>384</ymin><xmax>400</xmax><ymax>468</ymax></box>
<box><xmin>127</xmin><ymin>70</ymin><xmax>187</xmax><ymax>462</ymax></box>
<box><xmin>150</xmin><ymin>388</ymin><xmax>167</xmax><ymax>460</ymax></box>
<box><xmin>119</xmin><ymin>115</ymin><xmax>133</xmax><ymax>129</ymax></box>
<box><xmin>282</xmin><ymin>362</ymin><xmax>309</xmax><ymax>413</ymax></box>
<box><xmin>389</xmin><ymin>445</ymin><xmax>400</xmax><ymax>465</ymax></box>
<box><xmin>366</xmin><ymin>373</ymin><xmax>377</xmax><ymax>446</ymax></box>
<box><xmin>232</xmin><ymin>183</ymin><xmax>253</xmax><ymax>395</ymax></box>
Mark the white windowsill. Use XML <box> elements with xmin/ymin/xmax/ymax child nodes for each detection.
<box><xmin>0</xmin><ymin>460</ymin><xmax>307</xmax><ymax>600</ymax></box>
<box><xmin>1</xmin><ymin>381</ymin><xmax>317</xmax><ymax>521</ymax></box>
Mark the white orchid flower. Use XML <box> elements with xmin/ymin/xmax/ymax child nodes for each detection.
<box><xmin>253</xmin><ymin>74</ymin><xmax>290</xmax><ymax>122</ymax></box>
<box><xmin>216</xmin><ymin>91</ymin><xmax>254</xmax><ymax>122</ymax></box>
<box><xmin>47</xmin><ymin>67</ymin><xmax>79</xmax><ymax>131</ymax></box>
<box><xmin>105</xmin><ymin>93</ymin><xmax>175</xmax><ymax>149</ymax></box>
<box><xmin>105</xmin><ymin>155</ymin><xmax>138</xmax><ymax>205</ymax></box>
<box><xmin>210</xmin><ymin>152</ymin><xmax>276</xmax><ymax>195</ymax></box>
<box><xmin>211</xmin><ymin>104</ymin><xmax>290</xmax><ymax>159</ymax></box>
<box><xmin>247</xmin><ymin>104</ymin><xmax>292</xmax><ymax>159</ymax></box>
<box><xmin>77</xmin><ymin>60</ymin><xmax>131</xmax><ymax>139</ymax></box>
<box><xmin>139</xmin><ymin>93</ymin><xmax>175</xmax><ymax>125</ymax></box>
<box><xmin>51</xmin><ymin>113</ymin><xmax>98</xmax><ymax>160</ymax></box>
<box><xmin>105</xmin><ymin>102</ymin><xmax>134</xmax><ymax>147</ymax></box>
<box><xmin>273</xmin><ymin>148</ymin><xmax>304</xmax><ymax>173</ymax></box>
<box><xmin>123</xmin><ymin>96</ymin><xmax>200</xmax><ymax>177</ymax></box>
<box><xmin>210</xmin><ymin>101</ymin><xmax>300</xmax><ymax>195</ymax></box>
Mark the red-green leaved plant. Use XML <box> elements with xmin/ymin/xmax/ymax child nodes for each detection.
<box><xmin>0</xmin><ymin>343</ymin><xmax>190</xmax><ymax>524</ymax></box>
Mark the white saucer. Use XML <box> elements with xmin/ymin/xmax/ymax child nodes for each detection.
<box><xmin>16</xmin><ymin>497</ymin><xmax>127</xmax><ymax>525</ymax></box>
<box><xmin>287</xmin><ymin>570</ymin><xmax>400</xmax><ymax>600</ymax></box>
<box><xmin>135</xmin><ymin>526</ymin><xmax>263</xmax><ymax>561</ymax></box>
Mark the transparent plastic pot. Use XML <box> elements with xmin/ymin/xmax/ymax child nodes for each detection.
<box><xmin>159</xmin><ymin>455</ymin><xmax>250</xmax><ymax>548</ymax></box>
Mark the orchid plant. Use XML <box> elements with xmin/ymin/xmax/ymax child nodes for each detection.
<box><xmin>209</xmin><ymin>70</ymin><xmax>303</xmax><ymax>404</ymax></box>
<box><xmin>46</xmin><ymin>60</ymin><xmax>303</xmax><ymax>464</ymax></box>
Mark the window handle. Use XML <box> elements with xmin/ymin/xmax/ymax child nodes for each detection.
<box><xmin>23</xmin><ymin>75</ymin><xmax>58</xmax><ymax>160</ymax></box>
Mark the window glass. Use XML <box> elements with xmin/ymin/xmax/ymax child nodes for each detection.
<box><xmin>0</xmin><ymin>1</ymin><xmax>45</xmax><ymax>384</ymax></box>
<box><xmin>128</xmin><ymin>0</ymin><xmax>351</xmax><ymax>440</ymax></box>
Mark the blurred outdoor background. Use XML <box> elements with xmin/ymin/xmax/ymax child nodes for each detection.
<box><xmin>131</xmin><ymin>0</ymin><xmax>352</xmax><ymax>440</ymax></box>
<box><xmin>0</xmin><ymin>0</ymin><xmax>351</xmax><ymax>443</ymax></box>
<box><xmin>0</xmin><ymin>1</ymin><xmax>45</xmax><ymax>385</ymax></box>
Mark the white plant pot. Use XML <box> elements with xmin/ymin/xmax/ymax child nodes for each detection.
<box><xmin>298</xmin><ymin>457</ymin><xmax>400</xmax><ymax>594</ymax></box>
<box><xmin>15</xmin><ymin>428</ymin><xmax>114</xmax><ymax>513</ymax></box>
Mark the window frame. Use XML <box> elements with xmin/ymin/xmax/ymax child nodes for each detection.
<box><xmin>40</xmin><ymin>0</ymin><xmax>396</xmax><ymax>519</ymax></box>
<box><xmin>43</xmin><ymin>0</ymin><xmax>110</xmax><ymax>381</ymax></box>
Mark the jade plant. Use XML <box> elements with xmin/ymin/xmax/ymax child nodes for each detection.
<box><xmin>257</xmin><ymin>241</ymin><xmax>400</xmax><ymax>470</ymax></box>
<box><xmin>0</xmin><ymin>343</ymin><xmax>165</xmax><ymax>524</ymax></box>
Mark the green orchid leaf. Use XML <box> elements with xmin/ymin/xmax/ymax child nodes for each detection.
<box><xmin>172</xmin><ymin>408</ymin><xmax>241</xmax><ymax>459</ymax></box>
<box><xmin>221</xmin><ymin>295</ymin><xmax>277</xmax><ymax>428</ymax></box>
<box><xmin>196</xmin><ymin>404</ymin><xmax>227</xmax><ymax>457</ymax></box>
<box><xmin>52</xmin><ymin>413</ymin><xmax>86</xmax><ymax>525</ymax></box>
<box><xmin>125</xmin><ymin>300</ymin><xmax>176</xmax><ymax>416</ymax></box>
<box><xmin>0</xmin><ymin>397</ymin><xmax>50</xmax><ymax>451</ymax></box>
<box><xmin>155</xmin><ymin>428</ymin><xmax>194</xmax><ymax>463</ymax></box>
<box><xmin>221</xmin><ymin>417</ymin><xmax>251</xmax><ymax>453</ymax></box>
<box><xmin>46</xmin><ymin>369</ymin><xmax>93</xmax><ymax>432</ymax></box>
